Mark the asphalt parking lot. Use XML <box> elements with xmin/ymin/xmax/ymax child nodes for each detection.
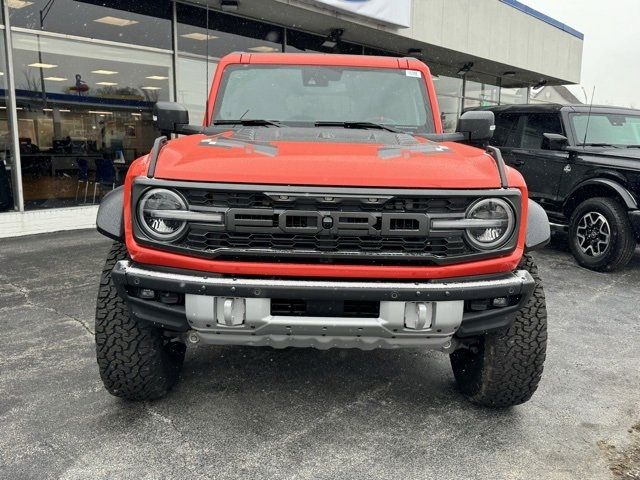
<box><xmin>1</xmin><ymin>230</ymin><xmax>639</xmax><ymax>480</ymax></box>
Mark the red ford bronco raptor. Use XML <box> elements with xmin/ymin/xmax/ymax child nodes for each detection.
<box><xmin>95</xmin><ymin>53</ymin><xmax>550</xmax><ymax>407</ymax></box>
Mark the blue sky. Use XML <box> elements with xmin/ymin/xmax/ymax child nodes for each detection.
<box><xmin>522</xmin><ymin>0</ymin><xmax>640</xmax><ymax>108</ymax></box>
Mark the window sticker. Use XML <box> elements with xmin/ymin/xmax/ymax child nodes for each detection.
<box><xmin>405</xmin><ymin>70</ymin><xmax>422</xmax><ymax>78</ymax></box>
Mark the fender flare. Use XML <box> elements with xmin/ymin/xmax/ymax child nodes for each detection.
<box><xmin>525</xmin><ymin>199</ymin><xmax>550</xmax><ymax>252</ymax></box>
<box><xmin>567</xmin><ymin>178</ymin><xmax>638</xmax><ymax>210</ymax></box>
<box><xmin>96</xmin><ymin>186</ymin><xmax>124</xmax><ymax>242</ymax></box>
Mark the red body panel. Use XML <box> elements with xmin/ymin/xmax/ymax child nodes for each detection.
<box><xmin>124</xmin><ymin>53</ymin><xmax>528</xmax><ymax>280</ymax></box>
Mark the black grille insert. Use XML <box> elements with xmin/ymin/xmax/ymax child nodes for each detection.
<box><xmin>271</xmin><ymin>299</ymin><xmax>380</xmax><ymax>318</ymax></box>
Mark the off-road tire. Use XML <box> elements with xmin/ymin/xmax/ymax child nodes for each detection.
<box><xmin>450</xmin><ymin>254</ymin><xmax>547</xmax><ymax>408</ymax></box>
<box><xmin>95</xmin><ymin>242</ymin><xmax>186</xmax><ymax>401</ymax></box>
<box><xmin>568</xmin><ymin>197</ymin><xmax>635</xmax><ymax>272</ymax></box>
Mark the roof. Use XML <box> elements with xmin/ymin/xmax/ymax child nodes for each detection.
<box><xmin>222</xmin><ymin>52</ymin><xmax>424</xmax><ymax>69</ymax></box>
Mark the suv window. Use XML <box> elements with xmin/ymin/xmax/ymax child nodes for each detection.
<box><xmin>519</xmin><ymin>113</ymin><xmax>563</xmax><ymax>149</ymax></box>
<box><xmin>491</xmin><ymin>113</ymin><xmax>520</xmax><ymax>147</ymax></box>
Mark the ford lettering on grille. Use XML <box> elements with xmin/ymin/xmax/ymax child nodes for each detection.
<box><xmin>226</xmin><ymin>208</ymin><xmax>430</xmax><ymax>237</ymax></box>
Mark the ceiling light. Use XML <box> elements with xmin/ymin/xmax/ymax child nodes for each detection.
<box><xmin>248</xmin><ymin>46</ymin><xmax>279</xmax><ymax>52</ymax></box>
<box><xmin>43</xmin><ymin>108</ymin><xmax>53</xmax><ymax>112</ymax></box>
<box><xmin>457</xmin><ymin>62</ymin><xmax>474</xmax><ymax>76</ymax></box>
<box><xmin>91</xmin><ymin>69</ymin><xmax>118</xmax><ymax>75</ymax></box>
<box><xmin>6</xmin><ymin>0</ymin><xmax>34</xmax><ymax>8</ymax></box>
<box><xmin>180</xmin><ymin>32</ymin><xmax>218</xmax><ymax>41</ymax></box>
<box><xmin>96</xmin><ymin>81</ymin><xmax>118</xmax><ymax>86</ymax></box>
<box><xmin>0</xmin><ymin>72</ymin><xmax>4</xmax><ymax>76</ymax></box>
<box><xmin>221</xmin><ymin>0</ymin><xmax>239</xmax><ymax>11</ymax></box>
<box><xmin>321</xmin><ymin>29</ymin><xmax>343</xmax><ymax>50</ymax></box>
<box><xmin>44</xmin><ymin>76</ymin><xmax>67</xmax><ymax>81</ymax></box>
<box><xmin>94</xmin><ymin>16</ymin><xmax>139</xmax><ymax>27</ymax></box>
<box><xmin>141</xmin><ymin>86</ymin><xmax>161</xmax><ymax>90</ymax></box>
<box><xmin>131</xmin><ymin>113</ymin><xmax>142</xmax><ymax>116</ymax></box>
<box><xmin>145</xmin><ymin>75</ymin><xmax>168</xmax><ymax>80</ymax></box>
<box><xmin>28</xmin><ymin>62</ymin><xmax>58</xmax><ymax>69</ymax></box>
<box><xmin>88</xmin><ymin>110</ymin><xmax>113</xmax><ymax>115</ymax></box>
<box><xmin>59</xmin><ymin>109</ymin><xmax>71</xmax><ymax>113</ymax></box>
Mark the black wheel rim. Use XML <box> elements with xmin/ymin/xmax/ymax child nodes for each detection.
<box><xmin>576</xmin><ymin>211</ymin><xmax>611</xmax><ymax>257</ymax></box>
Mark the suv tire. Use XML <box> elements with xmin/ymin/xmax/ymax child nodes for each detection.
<box><xmin>95</xmin><ymin>242</ymin><xmax>186</xmax><ymax>401</ymax></box>
<box><xmin>450</xmin><ymin>254</ymin><xmax>547</xmax><ymax>407</ymax></box>
<box><xmin>568</xmin><ymin>197</ymin><xmax>635</xmax><ymax>272</ymax></box>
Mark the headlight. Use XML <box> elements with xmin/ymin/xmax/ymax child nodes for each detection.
<box><xmin>137</xmin><ymin>188</ymin><xmax>188</xmax><ymax>241</ymax></box>
<box><xmin>464</xmin><ymin>198</ymin><xmax>515</xmax><ymax>250</ymax></box>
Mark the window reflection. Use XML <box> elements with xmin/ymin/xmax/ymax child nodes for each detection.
<box><xmin>0</xmin><ymin>37</ymin><xmax>15</xmax><ymax>212</ymax></box>
<box><xmin>12</xmin><ymin>32</ymin><xmax>171</xmax><ymax>210</ymax></box>
<box><xmin>8</xmin><ymin>0</ymin><xmax>172</xmax><ymax>49</ymax></box>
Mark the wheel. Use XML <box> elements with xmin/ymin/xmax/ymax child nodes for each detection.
<box><xmin>95</xmin><ymin>242</ymin><xmax>185</xmax><ymax>401</ymax></box>
<box><xmin>450</xmin><ymin>254</ymin><xmax>547</xmax><ymax>408</ymax></box>
<box><xmin>568</xmin><ymin>197</ymin><xmax>636</xmax><ymax>272</ymax></box>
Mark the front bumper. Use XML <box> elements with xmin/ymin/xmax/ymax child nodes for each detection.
<box><xmin>111</xmin><ymin>261</ymin><xmax>535</xmax><ymax>350</ymax></box>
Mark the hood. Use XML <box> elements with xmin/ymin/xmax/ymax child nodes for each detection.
<box><xmin>582</xmin><ymin>146</ymin><xmax>640</xmax><ymax>163</ymax></box>
<box><xmin>153</xmin><ymin>127</ymin><xmax>502</xmax><ymax>189</ymax></box>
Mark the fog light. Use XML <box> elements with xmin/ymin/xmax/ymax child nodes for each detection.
<box><xmin>492</xmin><ymin>297</ymin><xmax>509</xmax><ymax>308</ymax></box>
<box><xmin>469</xmin><ymin>299</ymin><xmax>489</xmax><ymax>311</ymax></box>
<box><xmin>139</xmin><ymin>288</ymin><xmax>155</xmax><ymax>299</ymax></box>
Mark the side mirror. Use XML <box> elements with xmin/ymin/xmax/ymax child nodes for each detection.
<box><xmin>153</xmin><ymin>102</ymin><xmax>189</xmax><ymax>134</ymax></box>
<box><xmin>456</xmin><ymin>111</ymin><xmax>495</xmax><ymax>143</ymax></box>
<box><xmin>542</xmin><ymin>133</ymin><xmax>568</xmax><ymax>150</ymax></box>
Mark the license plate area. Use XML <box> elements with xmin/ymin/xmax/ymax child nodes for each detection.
<box><xmin>270</xmin><ymin>299</ymin><xmax>380</xmax><ymax>318</ymax></box>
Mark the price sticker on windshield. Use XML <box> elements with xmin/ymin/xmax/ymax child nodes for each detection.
<box><xmin>405</xmin><ymin>70</ymin><xmax>422</xmax><ymax>78</ymax></box>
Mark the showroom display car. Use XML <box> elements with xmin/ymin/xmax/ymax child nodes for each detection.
<box><xmin>95</xmin><ymin>53</ymin><xmax>550</xmax><ymax>407</ymax></box>
<box><xmin>477</xmin><ymin>103</ymin><xmax>640</xmax><ymax>271</ymax></box>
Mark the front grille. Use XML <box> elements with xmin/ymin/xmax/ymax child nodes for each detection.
<box><xmin>132</xmin><ymin>181</ymin><xmax>521</xmax><ymax>266</ymax></box>
<box><xmin>182</xmin><ymin>188</ymin><xmax>471</xmax><ymax>214</ymax></box>
<box><xmin>185</xmin><ymin>229</ymin><xmax>468</xmax><ymax>257</ymax></box>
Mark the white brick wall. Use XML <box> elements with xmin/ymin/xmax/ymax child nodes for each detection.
<box><xmin>0</xmin><ymin>206</ymin><xmax>99</xmax><ymax>239</ymax></box>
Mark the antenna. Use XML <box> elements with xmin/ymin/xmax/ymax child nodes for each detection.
<box><xmin>204</xmin><ymin>3</ymin><xmax>210</xmax><ymax>126</ymax></box>
<box><xmin>582</xmin><ymin>86</ymin><xmax>596</xmax><ymax>147</ymax></box>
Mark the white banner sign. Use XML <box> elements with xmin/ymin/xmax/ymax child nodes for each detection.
<box><xmin>307</xmin><ymin>0</ymin><xmax>412</xmax><ymax>28</ymax></box>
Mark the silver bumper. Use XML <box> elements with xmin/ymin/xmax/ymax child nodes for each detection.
<box><xmin>112</xmin><ymin>261</ymin><xmax>535</xmax><ymax>351</ymax></box>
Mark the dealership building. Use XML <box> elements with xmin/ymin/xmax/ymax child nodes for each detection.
<box><xmin>0</xmin><ymin>0</ymin><xmax>583</xmax><ymax>237</ymax></box>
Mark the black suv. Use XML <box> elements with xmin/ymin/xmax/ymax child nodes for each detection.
<box><xmin>477</xmin><ymin>104</ymin><xmax>640</xmax><ymax>271</ymax></box>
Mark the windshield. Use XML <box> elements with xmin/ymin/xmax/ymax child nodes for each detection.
<box><xmin>572</xmin><ymin>112</ymin><xmax>640</xmax><ymax>146</ymax></box>
<box><xmin>212</xmin><ymin>65</ymin><xmax>435</xmax><ymax>132</ymax></box>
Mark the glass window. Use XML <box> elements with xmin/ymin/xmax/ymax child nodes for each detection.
<box><xmin>490</xmin><ymin>113</ymin><xmax>521</xmax><ymax>147</ymax></box>
<box><xmin>176</xmin><ymin>57</ymin><xmax>216</xmax><ymax>127</ymax></box>
<box><xmin>500</xmin><ymin>87</ymin><xmax>528</xmax><ymax>105</ymax></box>
<box><xmin>12</xmin><ymin>32</ymin><xmax>172</xmax><ymax>210</ymax></box>
<box><xmin>434</xmin><ymin>75</ymin><xmax>463</xmax><ymax>98</ymax></box>
<box><xmin>0</xmin><ymin>36</ymin><xmax>16</xmax><ymax>213</ymax></box>
<box><xmin>520</xmin><ymin>114</ymin><xmax>563</xmax><ymax>150</ymax></box>
<box><xmin>285</xmin><ymin>29</ymin><xmax>362</xmax><ymax>54</ymax></box>
<box><xmin>571</xmin><ymin>113</ymin><xmax>640</xmax><ymax>146</ymax></box>
<box><xmin>437</xmin><ymin>96</ymin><xmax>461</xmax><ymax>133</ymax></box>
<box><xmin>465</xmin><ymin>76</ymin><xmax>500</xmax><ymax>105</ymax></box>
<box><xmin>8</xmin><ymin>0</ymin><xmax>172</xmax><ymax>49</ymax></box>
<box><xmin>177</xmin><ymin>4</ymin><xmax>283</xmax><ymax>57</ymax></box>
<box><xmin>213</xmin><ymin>65</ymin><xmax>435</xmax><ymax>133</ymax></box>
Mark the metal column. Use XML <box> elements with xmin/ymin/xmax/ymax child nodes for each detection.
<box><xmin>2</xmin><ymin>3</ymin><xmax>24</xmax><ymax>212</ymax></box>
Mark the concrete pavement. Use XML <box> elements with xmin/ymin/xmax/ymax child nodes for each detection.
<box><xmin>0</xmin><ymin>230</ymin><xmax>639</xmax><ymax>480</ymax></box>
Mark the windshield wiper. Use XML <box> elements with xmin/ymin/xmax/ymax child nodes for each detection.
<box><xmin>314</xmin><ymin>121</ymin><xmax>401</xmax><ymax>133</ymax></box>
<box><xmin>625</xmin><ymin>145</ymin><xmax>640</xmax><ymax>148</ymax></box>
<box><xmin>577</xmin><ymin>143</ymin><xmax>620</xmax><ymax>148</ymax></box>
<box><xmin>212</xmin><ymin>119</ymin><xmax>282</xmax><ymax>127</ymax></box>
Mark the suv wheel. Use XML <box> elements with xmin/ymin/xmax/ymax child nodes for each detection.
<box><xmin>450</xmin><ymin>254</ymin><xmax>547</xmax><ymax>408</ymax></box>
<box><xmin>95</xmin><ymin>242</ymin><xmax>186</xmax><ymax>401</ymax></box>
<box><xmin>568</xmin><ymin>197</ymin><xmax>636</xmax><ymax>272</ymax></box>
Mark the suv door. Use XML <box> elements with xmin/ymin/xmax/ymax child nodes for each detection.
<box><xmin>498</xmin><ymin>112</ymin><xmax>569</xmax><ymax>211</ymax></box>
